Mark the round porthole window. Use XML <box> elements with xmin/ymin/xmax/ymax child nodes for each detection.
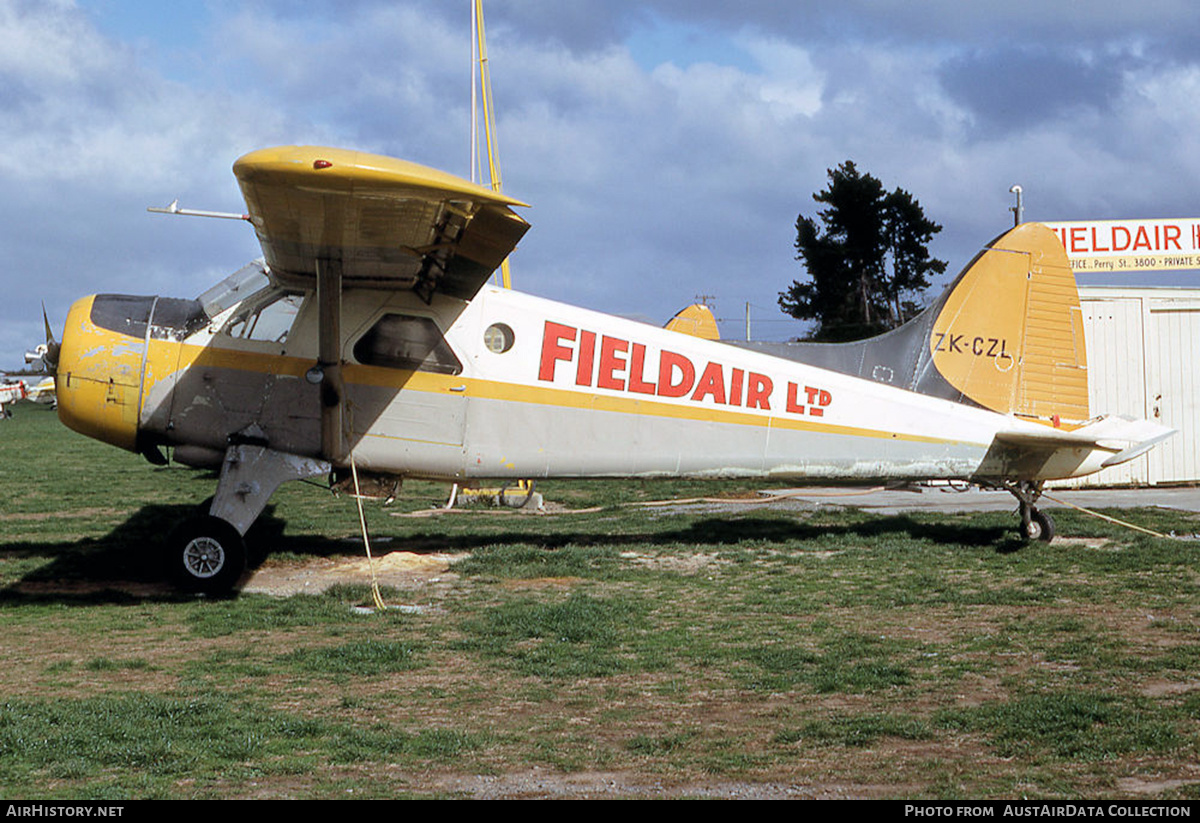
<box><xmin>484</xmin><ymin>323</ymin><xmax>515</xmax><ymax>354</ymax></box>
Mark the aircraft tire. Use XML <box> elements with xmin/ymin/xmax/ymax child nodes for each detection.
<box><xmin>1022</xmin><ymin>509</ymin><xmax>1056</xmax><ymax>543</ymax></box>
<box><xmin>170</xmin><ymin>516</ymin><xmax>247</xmax><ymax>594</ymax></box>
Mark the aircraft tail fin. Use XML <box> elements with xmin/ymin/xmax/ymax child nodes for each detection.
<box><xmin>733</xmin><ymin>222</ymin><xmax>1089</xmax><ymax>424</ymax></box>
<box><xmin>665</xmin><ymin>303</ymin><xmax>720</xmax><ymax>340</ymax></box>
<box><xmin>927</xmin><ymin>222</ymin><xmax>1088</xmax><ymax>422</ymax></box>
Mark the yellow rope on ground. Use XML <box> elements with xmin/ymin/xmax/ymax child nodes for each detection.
<box><xmin>632</xmin><ymin>487</ymin><xmax>886</xmax><ymax>507</ymax></box>
<box><xmin>1039</xmin><ymin>492</ymin><xmax>1171</xmax><ymax>539</ymax></box>
<box><xmin>350</xmin><ymin>452</ymin><xmax>388</xmax><ymax>611</ymax></box>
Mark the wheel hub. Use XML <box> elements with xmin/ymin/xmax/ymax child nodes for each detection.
<box><xmin>183</xmin><ymin>536</ymin><xmax>226</xmax><ymax>578</ymax></box>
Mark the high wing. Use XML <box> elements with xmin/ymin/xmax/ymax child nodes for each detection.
<box><xmin>233</xmin><ymin>145</ymin><xmax>530</xmax><ymax>302</ymax></box>
<box><xmin>233</xmin><ymin>146</ymin><xmax>531</xmax><ymax>462</ymax></box>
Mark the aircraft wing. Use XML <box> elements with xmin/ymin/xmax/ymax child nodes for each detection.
<box><xmin>233</xmin><ymin>146</ymin><xmax>530</xmax><ymax>302</ymax></box>
<box><xmin>233</xmin><ymin>146</ymin><xmax>531</xmax><ymax>462</ymax></box>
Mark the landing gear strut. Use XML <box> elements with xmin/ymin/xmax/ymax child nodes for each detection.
<box><xmin>1005</xmin><ymin>480</ymin><xmax>1055</xmax><ymax>543</ymax></box>
<box><xmin>165</xmin><ymin>438</ymin><xmax>331</xmax><ymax>594</ymax></box>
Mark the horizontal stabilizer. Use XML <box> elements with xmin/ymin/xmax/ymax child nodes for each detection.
<box><xmin>996</xmin><ymin>416</ymin><xmax>1176</xmax><ymax>467</ymax></box>
<box><xmin>1099</xmin><ymin>429</ymin><xmax>1177</xmax><ymax>468</ymax></box>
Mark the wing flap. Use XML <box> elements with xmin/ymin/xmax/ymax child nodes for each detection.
<box><xmin>233</xmin><ymin>146</ymin><xmax>529</xmax><ymax>301</ymax></box>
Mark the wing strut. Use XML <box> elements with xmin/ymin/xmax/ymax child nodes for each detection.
<box><xmin>316</xmin><ymin>257</ymin><xmax>345</xmax><ymax>463</ymax></box>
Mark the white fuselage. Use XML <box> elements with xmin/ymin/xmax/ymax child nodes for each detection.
<box><xmin>138</xmin><ymin>283</ymin><xmax>1100</xmax><ymax>484</ymax></box>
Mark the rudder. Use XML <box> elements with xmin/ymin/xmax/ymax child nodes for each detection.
<box><xmin>929</xmin><ymin>222</ymin><xmax>1088</xmax><ymax>423</ymax></box>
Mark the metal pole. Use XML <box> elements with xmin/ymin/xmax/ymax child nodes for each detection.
<box><xmin>470</xmin><ymin>2</ymin><xmax>478</xmax><ymax>183</ymax></box>
<box><xmin>1009</xmin><ymin>185</ymin><xmax>1024</xmax><ymax>227</ymax></box>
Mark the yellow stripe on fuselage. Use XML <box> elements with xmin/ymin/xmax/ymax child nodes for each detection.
<box><xmin>151</xmin><ymin>340</ymin><xmax>990</xmax><ymax>450</ymax></box>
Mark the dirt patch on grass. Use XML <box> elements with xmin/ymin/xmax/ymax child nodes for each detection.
<box><xmin>619</xmin><ymin>549</ymin><xmax>725</xmax><ymax>574</ymax></box>
<box><xmin>242</xmin><ymin>550</ymin><xmax>462</xmax><ymax>596</ymax></box>
<box><xmin>424</xmin><ymin>769</ymin><xmax>816</xmax><ymax>798</ymax></box>
<box><xmin>499</xmin><ymin>576</ymin><xmax>585</xmax><ymax>590</ymax></box>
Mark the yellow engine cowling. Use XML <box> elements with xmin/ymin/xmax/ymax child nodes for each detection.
<box><xmin>56</xmin><ymin>295</ymin><xmax>144</xmax><ymax>452</ymax></box>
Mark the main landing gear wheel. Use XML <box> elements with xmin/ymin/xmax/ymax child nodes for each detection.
<box><xmin>1003</xmin><ymin>480</ymin><xmax>1056</xmax><ymax>545</ymax></box>
<box><xmin>1021</xmin><ymin>508</ymin><xmax>1056</xmax><ymax>543</ymax></box>
<box><xmin>170</xmin><ymin>516</ymin><xmax>247</xmax><ymax>594</ymax></box>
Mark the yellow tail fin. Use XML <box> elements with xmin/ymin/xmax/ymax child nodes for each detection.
<box><xmin>929</xmin><ymin>223</ymin><xmax>1088</xmax><ymax>422</ymax></box>
<box><xmin>665</xmin><ymin>304</ymin><xmax>720</xmax><ymax>340</ymax></box>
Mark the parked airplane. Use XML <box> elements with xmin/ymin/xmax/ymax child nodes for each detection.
<box><xmin>46</xmin><ymin>146</ymin><xmax>1172</xmax><ymax>592</ymax></box>
<box><xmin>0</xmin><ymin>380</ymin><xmax>27</xmax><ymax>418</ymax></box>
<box><xmin>25</xmin><ymin>376</ymin><xmax>56</xmax><ymax>407</ymax></box>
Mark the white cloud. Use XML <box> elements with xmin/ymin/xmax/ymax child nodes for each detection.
<box><xmin>737</xmin><ymin>34</ymin><xmax>823</xmax><ymax>119</ymax></box>
<box><xmin>3</xmin><ymin>1</ymin><xmax>1200</xmax><ymax>368</ymax></box>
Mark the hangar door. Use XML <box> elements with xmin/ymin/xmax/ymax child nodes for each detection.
<box><xmin>1064</xmin><ymin>289</ymin><xmax>1200</xmax><ymax>487</ymax></box>
<box><xmin>1143</xmin><ymin>299</ymin><xmax>1200</xmax><ymax>483</ymax></box>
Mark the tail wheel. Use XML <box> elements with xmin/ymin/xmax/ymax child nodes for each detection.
<box><xmin>1021</xmin><ymin>509</ymin><xmax>1056</xmax><ymax>543</ymax></box>
<box><xmin>170</xmin><ymin>516</ymin><xmax>247</xmax><ymax>594</ymax></box>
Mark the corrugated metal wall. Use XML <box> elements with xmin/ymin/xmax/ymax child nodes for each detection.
<box><xmin>1144</xmin><ymin>295</ymin><xmax>1200</xmax><ymax>482</ymax></box>
<box><xmin>1057</xmin><ymin>287</ymin><xmax>1200</xmax><ymax>487</ymax></box>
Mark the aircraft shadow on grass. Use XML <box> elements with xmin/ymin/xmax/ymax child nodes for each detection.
<box><xmin>0</xmin><ymin>502</ymin><xmax>1021</xmax><ymax>603</ymax></box>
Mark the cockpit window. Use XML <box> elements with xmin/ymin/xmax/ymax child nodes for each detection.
<box><xmin>353</xmin><ymin>314</ymin><xmax>462</xmax><ymax>375</ymax></box>
<box><xmin>222</xmin><ymin>292</ymin><xmax>304</xmax><ymax>343</ymax></box>
<box><xmin>89</xmin><ymin>295</ymin><xmax>206</xmax><ymax>341</ymax></box>
<box><xmin>197</xmin><ymin>260</ymin><xmax>270</xmax><ymax>317</ymax></box>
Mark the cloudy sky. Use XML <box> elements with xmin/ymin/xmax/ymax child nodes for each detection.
<box><xmin>3</xmin><ymin>0</ymin><xmax>1199</xmax><ymax>367</ymax></box>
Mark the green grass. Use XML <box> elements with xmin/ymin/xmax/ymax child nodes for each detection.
<box><xmin>280</xmin><ymin>639</ymin><xmax>424</xmax><ymax>676</ymax></box>
<box><xmin>938</xmin><ymin>691</ymin><xmax>1184</xmax><ymax>762</ymax></box>
<box><xmin>453</xmin><ymin>543</ymin><xmax>626</xmax><ymax>580</ymax></box>
<box><xmin>0</xmin><ymin>694</ymin><xmax>487</xmax><ymax>798</ymax></box>
<box><xmin>774</xmin><ymin>713</ymin><xmax>934</xmax><ymax>747</ymax></box>
<box><xmin>1</xmin><ymin>404</ymin><xmax>1200</xmax><ymax>798</ymax></box>
<box><xmin>182</xmin><ymin>589</ymin><xmax>390</xmax><ymax>637</ymax></box>
<box><xmin>742</xmin><ymin>631</ymin><xmax>917</xmax><ymax>693</ymax></box>
<box><xmin>457</xmin><ymin>592</ymin><xmax>650</xmax><ymax>679</ymax></box>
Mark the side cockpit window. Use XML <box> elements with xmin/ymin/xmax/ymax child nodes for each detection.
<box><xmin>353</xmin><ymin>314</ymin><xmax>462</xmax><ymax>375</ymax></box>
<box><xmin>222</xmin><ymin>292</ymin><xmax>304</xmax><ymax>343</ymax></box>
<box><xmin>197</xmin><ymin>260</ymin><xmax>270</xmax><ymax>317</ymax></box>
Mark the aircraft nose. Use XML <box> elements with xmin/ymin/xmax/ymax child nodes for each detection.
<box><xmin>56</xmin><ymin>294</ymin><xmax>145</xmax><ymax>452</ymax></box>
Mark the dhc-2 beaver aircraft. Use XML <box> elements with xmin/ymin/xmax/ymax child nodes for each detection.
<box><xmin>46</xmin><ymin>146</ymin><xmax>1173</xmax><ymax>592</ymax></box>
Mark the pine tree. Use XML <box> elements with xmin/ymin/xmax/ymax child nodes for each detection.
<box><xmin>779</xmin><ymin>161</ymin><xmax>946</xmax><ymax>341</ymax></box>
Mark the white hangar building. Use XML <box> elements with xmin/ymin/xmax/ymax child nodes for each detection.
<box><xmin>1062</xmin><ymin>285</ymin><xmax>1200</xmax><ymax>487</ymax></box>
